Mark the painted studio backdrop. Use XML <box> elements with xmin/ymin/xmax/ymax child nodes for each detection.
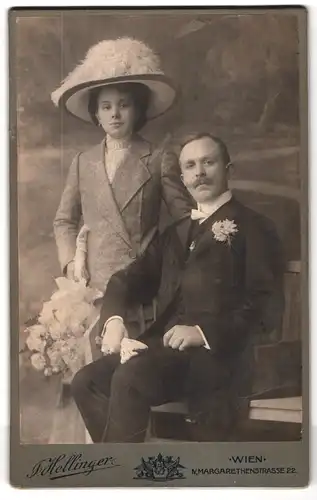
<box><xmin>16</xmin><ymin>11</ymin><xmax>302</xmax><ymax>444</ymax></box>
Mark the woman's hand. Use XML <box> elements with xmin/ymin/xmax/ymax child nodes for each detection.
<box><xmin>73</xmin><ymin>250</ymin><xmax>90</xmax><ymax>284</ymax></box>
<box><xmin>101</xmin><ymin>318</ymin><xmax>128</xmax><ymax>355</ymax></box>
<box><xmin>70</xmin><ymin>224</ymin><xmax>90</xmax><ymax>283</ymax></box>
<box><xmin>66</xmin><ymin>260</ymin><xmax>75</xmax><ymax>280</ymax></box>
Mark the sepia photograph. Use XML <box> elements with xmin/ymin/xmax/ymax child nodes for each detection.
<box><xmin>11</xmin><ymin>7</ymin><xmax>308</xmax><ymax>485</ymax></box>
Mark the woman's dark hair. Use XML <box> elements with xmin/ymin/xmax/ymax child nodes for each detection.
<box><xmin>88</xmin><ymin>82</ymin><xmax>151</xmax><ymax>132</ymax></box>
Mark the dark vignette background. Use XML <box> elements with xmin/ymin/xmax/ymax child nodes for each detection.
<box><xmin>16</xmin><ymin>11</ymin><xmax>301</xmax><ymax>331</ymax></box>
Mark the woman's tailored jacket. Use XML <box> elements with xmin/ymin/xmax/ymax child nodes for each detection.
<box><xmin>53</xmin><ymin>135</ymin><xmax>190</xmax><ymax>293</ymax></box>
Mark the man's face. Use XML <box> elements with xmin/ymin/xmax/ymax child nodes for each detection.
<box><xmin>179</xmin><ymin>137</ymin><xmax>229</xmax><ymax>204</ymax></box>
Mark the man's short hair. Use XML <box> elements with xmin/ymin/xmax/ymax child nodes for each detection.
<box><xmin>180</xmin><ymin>132</ymin><xmax>231</xmax><ymax>167</ymax></box>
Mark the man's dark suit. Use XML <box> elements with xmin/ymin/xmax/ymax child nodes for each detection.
<box><xmin>72</xmin><ymin>197</ymin><xmax>284</xmax><ymax>442</ymax></box>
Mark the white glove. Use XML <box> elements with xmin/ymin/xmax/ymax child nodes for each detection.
<box><xmin>73</xmin><ymin>250</ymin><xmax>89</xmax><ymax>284</ymax></box>
<box><xmin>120</xmin><ymin>338</ymin><xmax>148</xmax><ymax>364</ymax></box>
<box><xmin>74</xmin><ymin>225</ymin><xmax>90</xmax><ymax>284</ymax></box>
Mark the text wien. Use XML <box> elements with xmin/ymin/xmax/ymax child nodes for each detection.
<box><xmin>230</xmin><ymin>456</ymin><xmax>266</xmax><ymax>464</ymax></box>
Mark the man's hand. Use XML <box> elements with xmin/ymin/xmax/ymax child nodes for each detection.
<box><xmin>163</xmin><ymin>325</ymin><xmax>205</xmax><ymax>351</ymax></box>
<box><xmin>101</xmin><ymin>318</ymin><xmax>128</xmax><ymax>355</ymax></box>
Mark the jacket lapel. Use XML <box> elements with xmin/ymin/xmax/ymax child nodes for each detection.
<box><xmin>154</xmin><ymin>221</ymin><xmax>187</xmax><ymax>319</ymax></box>
<box><xmin>174</xmin><ymin>216</ymin><xmax>194</xmax><ymax>261</ymax></box>
<box><xmin>87</xmin><ymin>138</ymin><xmax>132</xmax><ymax>247</ymax></box>
<box><xmin>111</xmin><ymin>137</ymin><xmax>152</xmax><ymax>213</ymax></box>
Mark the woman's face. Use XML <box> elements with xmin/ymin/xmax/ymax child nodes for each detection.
<box><xmin>96</xmin><ymin>86</ymin><xmax>137</xmax><ymax>139</ymax></box>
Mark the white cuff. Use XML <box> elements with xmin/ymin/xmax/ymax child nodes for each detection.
<box><xmin>195</xmin><ymin>325</ymin><xmax>211</xmax><ymax>350</ymax></box>
<box><xmin>101</xmin><ymin>316</ymin><xmax>124</xmax><ymax>337</ymax></box>
<box><xmin>76</xmin><ymin>225</ymin><xmax>90</xmax><ymax>252</ymax></box>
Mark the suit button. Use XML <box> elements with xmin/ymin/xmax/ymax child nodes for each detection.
<box><xmin>129</xmin><ymin>249</ymin><xmax>137</xmax><ymax>260</ymax></box>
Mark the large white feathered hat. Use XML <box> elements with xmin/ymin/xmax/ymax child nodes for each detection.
<box><xmin>51</xmin><ymin>37</ymin><xmax>178</xmax><ymax>123</ymax></box>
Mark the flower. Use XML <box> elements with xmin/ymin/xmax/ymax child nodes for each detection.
<box><xmin>70</xmin><ymin>302</ymin><xmax>94</xmax><ymax>325</ymax></box>
<box><xmin>211</xmin><ymin>219</ymin><xmax>238</xmax><ymax>245</ymax></box>
<box><xmin>38</xmin><ymin>301</ymin><xmax>56</xmax><ymax>325</ymax></box>
<box><xmin>30</xmin><ymin>352</ymin><xmax>46</xmax><ymax>371</ymax></box>
<box><xmin>54</xmin><ymin>307</ymin><xmax>72</xmax><ymax>328</ymax></box>
<box><xmin>26</xmin><ymin>324</ymin><xmax>47</xmax><ymax>353</ymax></box>
<box><xmin>47</xmin><ymin>345</ymin><xmax>65</xmax><ymax>372</ymax></box>
<box><xmin>61</xmin><ymin>337</ymin><xmax>85</xmax><ymax>376</ymax></box>
<box><xmin>48</xmin><ymin>320</ymin><xmax>65</xmax><ymax>340</ymax></box>
<box><xmin>25</xmin><ymin>276</ymin><xmax>100</xmax><ymax>379</ymax></box>
<box><xmin>44</xmin><ymin>367</ymin><xmax>53</xmax><ymax>377</ymax></box>
<box><xmin>69</xmin><ymin>320</ymin><xmax>86</xmax><ymax>338</ymax></box>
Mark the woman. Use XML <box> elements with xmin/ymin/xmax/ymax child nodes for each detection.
<box><xmin>52</xmin><ymin>38</ymin><xmax>193</xmax><ymax>358</ymax></box>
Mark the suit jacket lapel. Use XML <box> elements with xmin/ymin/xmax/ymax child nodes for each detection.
<box><xmin>111</xmin><ymin>137</ymin><xmax>152</xmax><ymax>213</ymax></box>
<box><xmin>174</xmin><ymin>216</ymin><xmax>195</xmax><ymax>261</ymax></box>
<box><xmin>155</xmin><ymin>220</ymin><xmax>188</xmax><ymax>319</ymax></box>
<box><xmin>88</xmin><ymin>138</ymin><xmax>132</xmax><ymax>248</ymax></box>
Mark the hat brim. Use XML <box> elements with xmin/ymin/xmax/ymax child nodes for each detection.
<box><xmin>59</xmin><ymin>74</ymin><xmax>178</xmax><ymax>123</ymax></box>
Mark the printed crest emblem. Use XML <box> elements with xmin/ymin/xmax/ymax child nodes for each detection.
<box><xmin>134</xmin><ymin>453</ymin><xmax>186</xmax><ymax>481</ymax></box>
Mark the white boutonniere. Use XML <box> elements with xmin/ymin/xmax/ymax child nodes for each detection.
<box><xmin>212</xmin><ymin>219</ymin><xmax>238</xmax><ymax>246</ymax></box>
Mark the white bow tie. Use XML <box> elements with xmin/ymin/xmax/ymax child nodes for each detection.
<box><xmin>191</xmin><ymin>209</ymin><xmax>210</xmax><ymax>222</ymax></box>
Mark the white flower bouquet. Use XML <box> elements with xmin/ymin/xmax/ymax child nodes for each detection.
<box><xmin>24</xmin><ymin>277</ymin><xmax>103</xmax><ymax>381</ymax></box>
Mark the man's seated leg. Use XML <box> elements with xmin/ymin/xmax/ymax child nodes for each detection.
<box><xmin>71</xmin><ymin>354</ymin><xmax>120</xmax><ymax>443</ymax></box>
<box><xmin>102</xmin><ymin>346</ymin><xmax>190</xmax><ymax>443</ymax></box>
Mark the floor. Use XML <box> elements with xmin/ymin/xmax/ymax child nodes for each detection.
<box><xmin>20</xmin><ymin>351</ymin><xmax>61</xmax><ymax>444</ymax></box>
<box><xmin>19</xmin><ymin>350</ymin><xmax>85</xmax><ymax>444</ymax></box>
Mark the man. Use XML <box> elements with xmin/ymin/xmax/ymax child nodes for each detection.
<box><xmin>71</xmin><ymin>133</ymin><xmax>284</xmax><ymax>443</ymax></box>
